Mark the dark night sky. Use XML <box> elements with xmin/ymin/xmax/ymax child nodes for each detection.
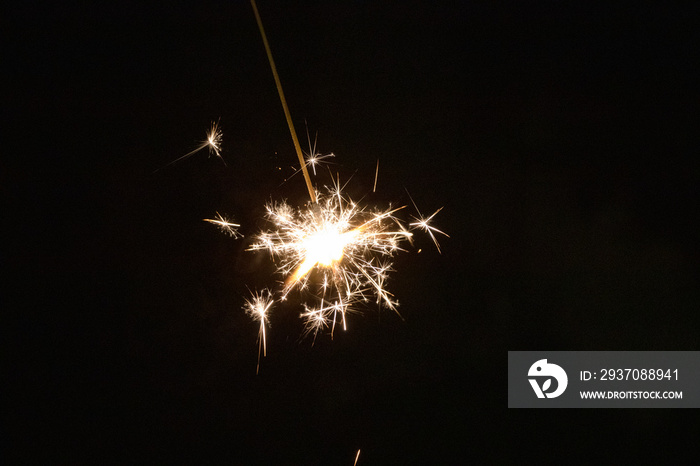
<box><xmin>6</xmin><ymin>1</ymin><xmax>700</xmax><ymax>463</ymax></box>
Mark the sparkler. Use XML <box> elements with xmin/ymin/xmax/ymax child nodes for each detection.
<box><xmin>243</xmin><ymin>0</ymin><xmax>445</xmax><ymax>351</ymax></box>
<box><xmin>197</xmin><ymin>2</ymin><xmax>448</xmax><ymax>371</ymax></box>
<box><xmin>155</xmin><ymin>120</ymin><xmax>224</xmax><ymax>172</ymax></box>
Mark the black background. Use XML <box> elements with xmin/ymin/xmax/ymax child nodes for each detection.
<box><xmin>6</xmin><ymin>1</ymin><xmax>699</xmax><ymax>463</ymax></box>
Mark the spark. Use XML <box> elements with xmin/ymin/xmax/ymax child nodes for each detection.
<box><xmin>243</xmin><ymin>288</ymin><xmax>274</xmax><ymax>374</ymax></box>
<box><xmin>239</xmin><ymin>2</ymin><xmax>449</xmax><ymax>368</ymax></box>
<box><xmin>203</xmin><ymin>119</ymin><xmax>225</xmax><ymax>162</ymax></box>
<box><xmin>300</xmin><ymin>303</ymin><xmax>330</xmax><ymax>340</ymax></box>
<box><xmin>305</xmin><ymin>151</ymin><xmax>335</xmax><ymax>176</ymax></box>
<box><xmin>248</xmin><ymin>176</ymin><xmax>419</xmax><ymax>336</ymax></box>
<box><xmin>354</xmin><ymin>449</ymin><xmax>361</xmax><ymax>466</ymax></box>
<box><xmin>373</xmin><ymin>159</ymin><xmax>379</xmax><ymax>192</ymax></box>
<box><xmin>409</xmin><ymin>206</ymin><xmax>449</xmax><ymax>254</ymax></box>
<box><xmin>155</xmin><ymin>120</ymin><xmax>225</xmax><ymax>172</ymax></box>
<box><xmin>204</xmin><ymin>212</ymin><xmax>242</xmax><ymax>238</ymax></box>
<box><xmin>304</xmin><ymin>129</ymin><xmax>335</xmax><ymax>176</ymax></box>
<box><xmin>284</xmin><ymin>129</ymin><xmax>335</xmax><ymax>183</ymax></box>
<box><xmin>407</xmin><ymin>191</ymin><xmax>449</xmax><ymax>254</ymax></box>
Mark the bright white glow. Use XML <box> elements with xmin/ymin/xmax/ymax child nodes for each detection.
<box><xmin>247</xmin><ymin>177</ymin><xmax>432</xmax><ymax>338</ymax></box>
<box><xmin>225</xmin><ymin>157</ymin><xmax>447</xmax><ymax>359</ymax></box>
<box><xmin>304</xmin><ymin>226</ymin><xmax>346</xmax><ymax>266</ymax></box>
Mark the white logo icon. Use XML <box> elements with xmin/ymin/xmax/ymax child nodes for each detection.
<box><xmin>528</xmin><ymin>359</ymin><xmax>568</xmax><ymax>398</ymax></box>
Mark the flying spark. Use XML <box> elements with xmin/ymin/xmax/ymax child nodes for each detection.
<box><xmin>243</xmin><ymin>288</ymin><xmax>274</xmax><ymax>374</ymax></box>
<box><xmin>304</xmin><ymin>130</ymin><xmax>335</xmax><ymax>176</ymax></box>
<box><xmin>408</xmin><ymin>195</ymin><xmax>449</xmax><ymax>254</ymax></box>
<box><xmin>204</xmin><ymin>212</ymin><xmax>242</xmax><ymax>238</ymax></box>
<box><xmin>373</xmin><ymin>159</ymin><xmax>379</xmax><ymax>193</ymax></box>
<box><xmin>284</xmin><ymin>129</ymin><xmax>335</xmax><ymax>183</ymax></box>
<box><xmin>204</xmin><ymin>120</ymin><xmax>224</xmax><ymax>162</ymax></box>
<box><xmin>305</xmin><ymin>150</ymin><xmax>335</xmax><ymax>176</ymax></box>
<box><xmin>155</xmin><ymin>119</ymin><xmax>225</xmax><ymax>172</ymax></box>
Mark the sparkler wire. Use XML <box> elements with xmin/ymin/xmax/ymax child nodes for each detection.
<box><xmin>250</xmin><ymin>0</ymin><xmax>317</xmax><ymax>204</ymax></box>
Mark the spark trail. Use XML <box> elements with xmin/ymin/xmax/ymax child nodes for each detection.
<box><xmin>155</xmin><ymin>120</ymin><xmax>225</xmax><ymax>172</ymax></box>
<box><xmin>243</xmin><ymin>288</ymin><xmax>274</xmax><ymax>374</ymax></box>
